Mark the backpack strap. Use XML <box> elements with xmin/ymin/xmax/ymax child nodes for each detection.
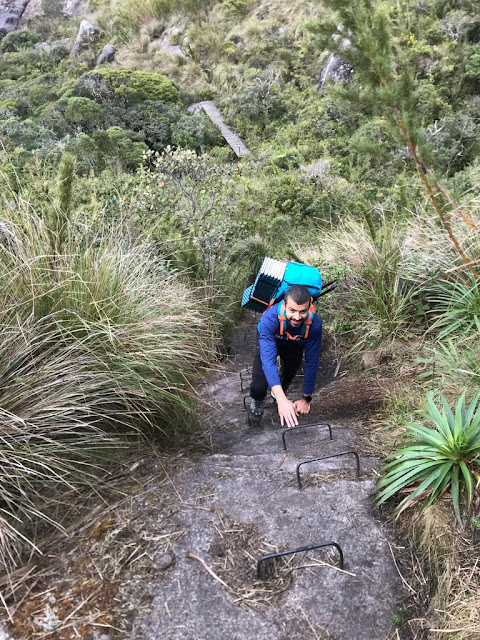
<box><xmin>277</xmin><ymin>301</ymin><xmax>315</xmax><ymax>341</ymax></box>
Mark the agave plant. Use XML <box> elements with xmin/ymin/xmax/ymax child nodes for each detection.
<box><xmin>376</xmin><ymin>391</ymin><xmax>480</xmax><ymax>524</ymax></box>
<box><xmin>428</xmin><ymin>273</ymin><xmax>480</xmax><ymax>341</ymax></box>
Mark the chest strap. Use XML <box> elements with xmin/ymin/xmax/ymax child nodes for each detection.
<box><xmin>277</xmin><ymin>301</ymin><xmax>314</xmax><ymax>341</ymax></box>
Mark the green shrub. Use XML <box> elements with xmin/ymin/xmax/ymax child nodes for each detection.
<box><xmin>322</xmin><ymin>216</ymin><xmax>424</xmax><ymax>350</ymax></box>
<box><xmin>221</xmin><ymin>0</ymin><xmax>253</xmax><ymax>17</ymax></box>
<box><xmin>83</xmin><ymin>69</ymin><xmax>180</xmax><ymax>104</ymax></box>
<box><xmin>0</xmin><ymin>99</ymin><xmax>19</xmax><ymax>115</ymax></box>
<box><xmin>28</xmin><ymin>83</ymin><xmax>59</xmax><ymax>107</ymax></box>
<box><xmin>465</xmin><ymin>43</ymin><xmax>480</xmax><ymax>80</ymax></box>
<box><xmin>0</xmin><ymin>116</ymin><xmax>56</xmax><ymax>151</ymax></box>
<box><xmin>171</xmin><ymin>113</ymin><xmax>223</xmax><ymax>152</ymax></box>
<box><xmin>64</xmin><ymin>96</ymin><xmax>102</xmax><ymax>129</ymax></box>
<box><xmin>376</xmin><ymin>391</ymin><xmax>480</xmax><ymax>524</ymax></box>
<box><xmin>0</xmin><ymin>29</ymin><xmax>39</xmax><ymax>53</ymax></box>
<box><xmin>94</xmin><ymin>126</ymin><xmax>148</xmax><ymax>170</ymax></box>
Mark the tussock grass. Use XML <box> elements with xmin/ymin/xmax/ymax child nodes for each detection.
<box><xmin>395</xmin><ymin>500</ymin><xmax>480</xmax><ymax>639</ymax></box>
<box><xmin>0</xmin><ymin>194</ymin><xmax>217</xmax><ymax>572</ymax></box>
<box><xmin>322</xmin><ymin>214</ymin><xmax>424</xmax><ymax>352</ymax></box>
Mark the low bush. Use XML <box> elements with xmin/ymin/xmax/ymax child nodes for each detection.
<box><xmin>322</xmin><ymin>215</ymin><xmax>425</xmax><ymax>351</ymax></box>
<box><xmin>0</xmin><ymin>29</ymin><xmax>39</xmax><ymax>53</ymax></box>
<box><xmin>428</xmin><ymin>273</ymin><xmax>480</xmax><ymax>340</ymax></box>
<box><xmin>82</xmin><ymin>69</ymin><xmax>180</xmax><ymax>104</ymax></box>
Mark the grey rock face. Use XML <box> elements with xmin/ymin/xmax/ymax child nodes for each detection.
<box><xmin>35</xmin><ymin>36</ymin><xmax>69</xmax><ymax>55</ymax></box>
<box><xmin>71</xmin><ymin>18</ymin><xmax>99</xmax><ymax>56</ymax></box>
<box><xmin>64</xmin><ymin>0</ymin><xmax>86</xmax><ymax>15</ymax></box>
<box><xmin>153</xmin><ymin>551</ymin><xmax>175</xmax><ymax>570</ymax></box>
<box><xmin>0</xmin><ymin>0</ymin><xmax>29</xmax><ymax>36</ymax></box>
<box><xmin>319</xmin><ymin>52</ymin><xmax>354</xmax><ymax>88</ymax></box>
<box><xmin>96</xmin><ymin>43</ymin><xmax>115</xmax><ymax>66</ymax></box>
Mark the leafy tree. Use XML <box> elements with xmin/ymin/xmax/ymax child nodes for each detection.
<box><xmin>319</xmin><ymin>0</ymin><xmax>480</xmax><ymax>278</ymax></box>
<box><xmin>143</xmin><ymin>147</ymin><xmax>235</xmax><ymax>278</ymax></box>
<box><xmin>64</xmin><ymin>97</ymin><xmax>102</xmax><ymax>131</ymax></box>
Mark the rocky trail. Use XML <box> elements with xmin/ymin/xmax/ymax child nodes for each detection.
<box><xmin>129</xmin><ymin>316</ymin><xmax>403</xmax><ymax>640</ymax></box>
<box><xmin>3</xmin><ymin>318</ymin><xmax>406</xmax><ymax>640</ymax></box>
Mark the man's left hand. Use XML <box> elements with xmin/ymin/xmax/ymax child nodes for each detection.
<box><xmin>293</xmin><ymin>399</ymin><xmax>311</xmax><ymax>416</ymax></box>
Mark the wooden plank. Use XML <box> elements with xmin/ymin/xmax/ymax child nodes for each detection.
<box><xmin>195</xmin><ymin>101</ymin><xmax>250</xmax><ymax>157</ymax></box>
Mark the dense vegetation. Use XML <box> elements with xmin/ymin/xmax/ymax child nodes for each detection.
<box><xmin>1</xmin><ymin>0</ymin><xmax>480</xmax><ymax>636</ymax></box>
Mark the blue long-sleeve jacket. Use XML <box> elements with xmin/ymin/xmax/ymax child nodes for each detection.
<box><xmin>258</xmin><ymin>303</ymin><xmax>322</xmax><ymax>395</ymax></box>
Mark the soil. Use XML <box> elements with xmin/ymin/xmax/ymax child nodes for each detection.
<box><xmin>1</xmin><ymin>316</ymin><xmax>409</xmax><ymax>640</ymax></box>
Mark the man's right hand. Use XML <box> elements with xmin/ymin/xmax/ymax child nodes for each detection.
<box><xmin>277</xmin><ymin>398</ymin><xmax>299</xmax><ymax>428</ymax></box>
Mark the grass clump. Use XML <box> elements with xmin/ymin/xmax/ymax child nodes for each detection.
<box><xmin>0</xmin><ymin>192</ymin><xmax>217</xmax><ymax>571</ymax></box>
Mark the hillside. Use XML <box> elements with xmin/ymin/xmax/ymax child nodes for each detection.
<box><xmin>0</xmin><ymin>0</ymin><xmax>479</xmax><ymax>638</ymax></box>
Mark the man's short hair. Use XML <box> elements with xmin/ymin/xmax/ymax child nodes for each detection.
<box><xmin>284</xmin><ymin>285</ymin><xmax>311</xmax><ymax>306</ymax></box>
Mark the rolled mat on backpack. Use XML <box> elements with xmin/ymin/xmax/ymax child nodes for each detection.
<box><xmin>241</xmin><ymin>257</ymin><xmax>323</xmax><ymax>313</ymax></box>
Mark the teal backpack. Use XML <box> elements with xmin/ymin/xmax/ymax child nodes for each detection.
<box><xmin>241</xmin><ymin>257</ymin><xmax>336</xmax><ymax>313</ymax></box>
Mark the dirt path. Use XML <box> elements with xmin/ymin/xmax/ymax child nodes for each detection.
<box><xmin>130</xmin><ymin>316</ymin><xmax>402</xmax><ymax>639</ymax></box>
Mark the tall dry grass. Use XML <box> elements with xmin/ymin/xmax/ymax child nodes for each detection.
<box><xmin>0</xmin><ymin>192</ymin><xmax>217</xmax><ymax>571</ymax></box>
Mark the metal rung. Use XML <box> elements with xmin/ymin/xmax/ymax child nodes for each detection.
<box><xmin>241</xmin><ymin>379</ymin><xmax>251</xmax><ymax>392</ymax></box>
<box><xmin>282</xmin><ymin>423</ymin><xmax>332</xmax><ymax>450</ymax></box>
<box><xmin>257</xmin><ymin>541</ymin><xmax>344</xmax><ymax>579</ymax></box>
<box><xmin>296</xmin><ymin>451</ymin><xmax>360</xmax><ymax>489</ymax></box>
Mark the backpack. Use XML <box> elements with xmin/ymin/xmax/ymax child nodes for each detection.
<box><xmin>241</xmin><ymin>257</ymin><xmax>336</xmax><ymax>314</ymax></box>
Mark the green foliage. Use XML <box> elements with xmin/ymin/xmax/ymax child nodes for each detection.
<box><xmin>84</xmin><ymin>69</ymin><xmax>180</xmax><ymax>104</ymax></box>
<box><xmin>465</xmin><ymin>43</ymin><xmax>480</xmax><ymax>80</ymax></box>
<box><xmin>418</xmin><ymin>339</ymin><xmax>480</xmax><ymax>392</ymax></box>
<box><xmin>64</xmin><ymin>96</ymin><xmax>102</xmax><ymax>129</ymax></box>
<box><xmin>0</xmin><ymin>116</ymin><xmax>55</xmax><ymax>151</ymax></box>
<box><xmin>98</xmin><ymin>126</ymin><xmax>148</xmax><ymax>170</ymax></box>
<box><xmin>224</xmin><ymin>67</ymin><xmax>285</xmax><ymax>130</ymax></box>
<box><xmin>142</xmin><ymin>146</ymin><xmax>236</xmax><ymax>278</ymax></box>
<box><xmin>428</xmin><ymin>274</ymin><xmax>480</xmax><ymax>340</ymax></box>
<box><xmin>56</xmin><ymin>152</ymin><xmax>76</xmax><ymax>232</ymax></box>
<box><xmin>323</xmin><ymin>215</ymin><xmax>424</xmax><ymax>350</ymax></box>
<box><xmin>221</xmin><ymin>0</ymin><xmax>253</xmax><ymax>18</ymax></box>
<box><xmin>0</xmin><ymin>29</ymin><xmax>39</xmax><ymax>53</ymax></box>
<box><xmin>0</xmin><ymin>99</ymin><xmax>19</xmax><ymax>115</ymax></box>
<box><xmin>229</xmin><ymin>235</ymin><xmax>272</xmax><ymax>284</ymax></box>
<box><xmin>0</xmin><ymin>189</ymin><xmax>217</xmax><ymax>567</ymax></box>
<box><xmin>376</xmin><ymin>391</ymin><xmax>480</xmax><ymax>524</ymax></box>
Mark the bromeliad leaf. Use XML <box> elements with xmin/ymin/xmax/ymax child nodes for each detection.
<box><xmin>376</xmin><ymin>391</ymin><xmax>480</xmax><ymax>524</ymax></box>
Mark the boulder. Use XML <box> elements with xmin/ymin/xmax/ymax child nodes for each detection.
<box><xmin>0</xmin><ymin>0</ymin><xmax>29</xmax><ymax>36</ymax></box>
<box><xmin>319</xmin><ymin>52</ymin><xmax>354</xmax><ymax>88</ymax></box>
<box><xmin>35</xmin><ymin>37</ymin><xmax>70</xmax><ymax>55</ymax></box>
<box><xmin>96</xmin><ymin>43</ymin><xmax>115</xmax><ymax>66</ymax></box>
<box><xmin>71</xmin><ymin>19</ymin><xmax>99</xmax><ymax>56</ymax></box>
<box><xmin>64</xmin><ymin>0</ymin><xmax>86</xmax><ymax>15</ymax></box>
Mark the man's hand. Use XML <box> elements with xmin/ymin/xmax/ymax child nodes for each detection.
<box><xmin>277</xmin><ymin>397</ymin><xmax>299</xmax><ymax>428</ymax></box>
<box><xmin>293</xmin><ymin>399</ymin><xmax>311</xmax><ymax>416</ymax></box>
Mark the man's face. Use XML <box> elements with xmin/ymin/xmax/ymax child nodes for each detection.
<box><xmin>284</xmin><ymin>297</ymin><xmax>310</xmax><ymax>328</ymax></box>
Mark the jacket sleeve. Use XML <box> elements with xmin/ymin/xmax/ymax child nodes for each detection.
<box><xmin>303</xmin><ymin>317</ymin><xmax>322</xmax><ymax>395</ymax></box>
<box><xmin>258</xmin><ymin>312</ymin><xmax>281</xmax><ymax>389</ymax></box>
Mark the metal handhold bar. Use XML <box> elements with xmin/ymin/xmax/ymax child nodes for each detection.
<box><xmin>282</xmin><ymin>423</ymin><xmax>332</xmax><ymax>451</ymax></box>
<box><xmin>257</xmin><ymin>541</ymin><xmax>344</xmax><ymax>579</ymax></box>
<box><xmin>296</xmin><ymin>451</ymin><xmax>360</xmax><ymax>489</ymax></box>
<box><xmin>239</xmin><ymin>368</ymin><xmax>252</xmax><ymax>381</ymax></box>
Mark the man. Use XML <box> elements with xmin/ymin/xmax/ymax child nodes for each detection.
<box><xmin>249</xmin><ymin>284</ymin><xmax>322</xmax><ymax>428</ymax></box>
